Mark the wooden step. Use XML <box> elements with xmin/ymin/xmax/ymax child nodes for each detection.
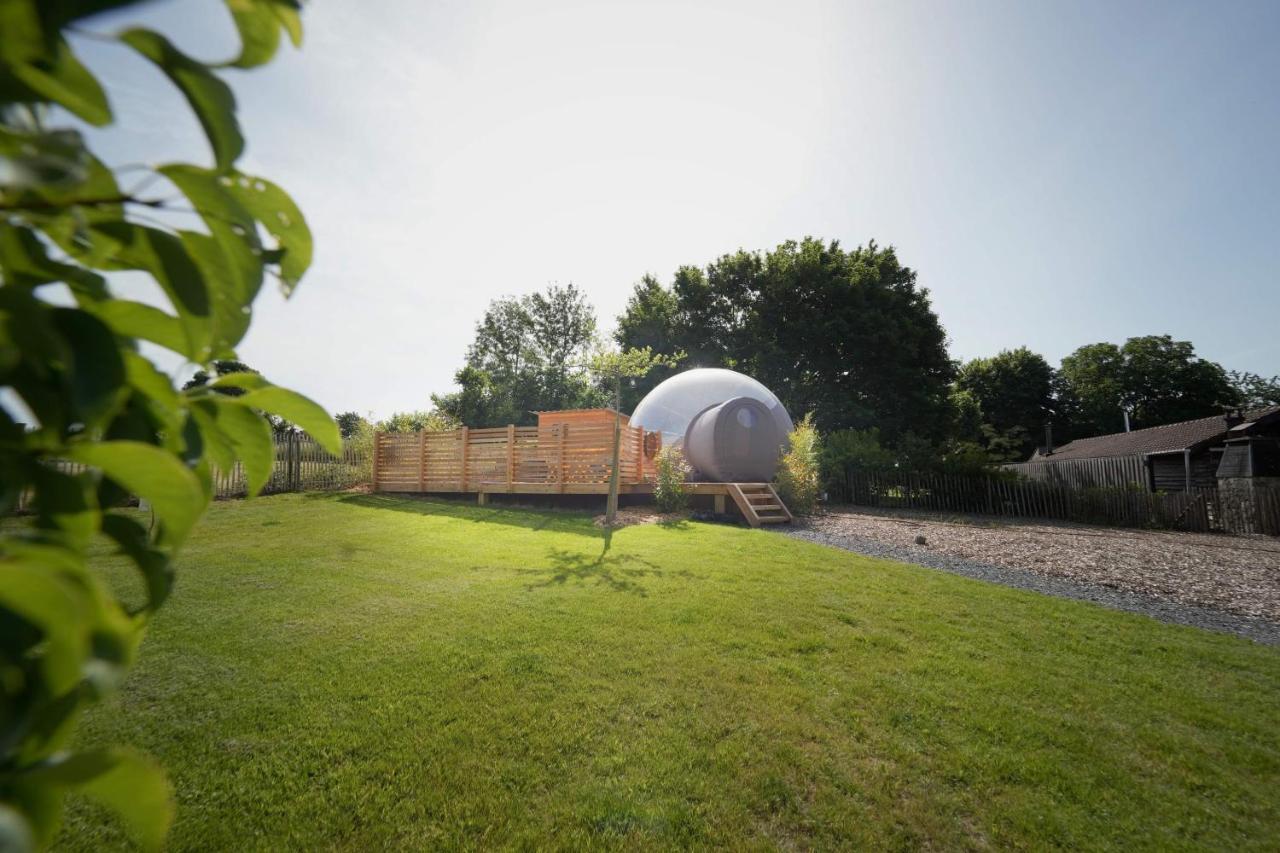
<box><xmin>724</xmin><ymin>483</ymin><xmax>793</xmax><ymax>527</ymax></box>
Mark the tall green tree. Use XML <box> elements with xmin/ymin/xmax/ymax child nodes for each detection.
<box><xmin>585</xmin><ymin>345</ymin><xmax>683</xmax><ymax>526</ymax></box>
<box><xmin>1058</xmin><ymin>336</ymin><xmax>1237</xmax><ymax>436</ymax></box>
<box><xmin>433</xmin><ymin>283</ymin><xmax>603</xmax><ymax>426</ymax></box>
<box><xmin>0</xmin><ymin>3</ymin><xmax>338</xmax><ymax>848</ymax></box>
<box><xmin>181</xmin><ymin>360</ymin><xmax>256</xmax><ymax>394</ymax></box>
<box><xmin>615</xmin><ymin>238</ymin><xmax>954</xmax><ymax>442</ymax></box>
<box><xmin>612</xmin><ymin>274</ymin><xmax>680</xmax><ymax>411</ymax></box>
<box><xmin>334</xmin><ymin>411</ymin><xmax>370</xmax><ymax>439</ymax></box>
<box><xmin>1056</xmin><ymin>342</ymin><xmax>1126</xmax><ymax>437</ymax></box>
<box><xmin>1226</xmin><ymin>371</ymin><xmax>1280</xmax><ymax>410</ymax></box>
<box><xmin>955</xmin><ymin>347</ymin><xmax>1055</xmax><ymax>459</ymax></box>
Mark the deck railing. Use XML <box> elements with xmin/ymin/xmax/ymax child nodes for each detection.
<box><xmin>372</xmin><ymin>422</ymin><xmax>659</xmax><ymax>494</ymax></box>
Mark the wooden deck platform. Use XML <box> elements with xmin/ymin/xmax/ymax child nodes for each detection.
<box><xmin>684</xmin><ymin>482</ymin><xmax>793</xmax><ymax>526</ymax></box>
<box><xmin>370</xmin><ymin>415</ymin><xmax>791</xmax><ymax>527</ymax></box>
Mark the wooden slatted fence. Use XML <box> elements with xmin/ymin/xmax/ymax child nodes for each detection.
<box><xmin>373</xmin><ymin>422</ymin><xmax>658</xmax><ymax>494</ymax></box>
<box><xmin>1004</xmin><ymin>454</ymin><xmax>1148</xmax><ymax>489</ymax></box>
<box><xmin>832</xmin><ymin>468</ymin><xmax>1280</xmax><ymax>536</ymax></box>
<box><xmin>13</xmin><ymin>434</ymin><xmax>370</xmax><ymax>513</ymax></box>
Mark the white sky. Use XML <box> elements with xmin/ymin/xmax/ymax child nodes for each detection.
<box><xmin>63</xmin><ymin>0</ymin><xmax>1280</xmax><ymax>420</ymax></box>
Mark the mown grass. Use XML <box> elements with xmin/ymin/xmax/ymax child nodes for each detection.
<box><xmin>58</xmin><ymin>493</ymin><xmax>1280</xmax><ymax>850</ymax></box>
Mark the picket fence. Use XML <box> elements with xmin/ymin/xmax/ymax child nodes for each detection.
<box><xmin>1004</xmin><ymin>454</ymin><xmax>1147</xmax><ymax>489</ymax></box>
<box><xmin>14</xmin><ymin>434</ymin><xmax>369</xmax><ymax>513</ymax></box>
<box><xmin>832</xmin><ymin>468</ymin><xmax>1280</xmax><ymax>535</ymax></box>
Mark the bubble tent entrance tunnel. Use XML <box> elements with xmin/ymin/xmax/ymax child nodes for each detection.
<box><xmin>630</xmin><ymin>368</ymin><xmax>794</xmax><ymax>483</ymax></box>
<box><xmin>370</xmin><ymin>368</ymin><xmax>794</xmax><ymax>525</ymax></box>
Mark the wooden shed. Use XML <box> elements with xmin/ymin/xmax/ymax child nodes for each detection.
<box><xmin>535</xmin><ymin>408</ymin><xmax>630</xmax><ymax>431</ymax></box>
<box><xmin>1011</xmin><ymin>406</ymin><xmax>1280</xmax><ymax>492</ymax></box>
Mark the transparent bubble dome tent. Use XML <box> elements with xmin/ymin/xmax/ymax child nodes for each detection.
<box><xmin>630</xmin><ymin>368</ymin><xmax>793</xmax><ymax>482</ymax></box>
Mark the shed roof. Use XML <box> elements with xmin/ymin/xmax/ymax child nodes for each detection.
<box><xmin>533</xmin><ymin>408</ymin><xmax>626</xmax><ymax>417</ymax></box>
<box><xmin>1032</xmin><ymin>406</ymin><xmax>1280</xmax><ymax>462</ymax></box>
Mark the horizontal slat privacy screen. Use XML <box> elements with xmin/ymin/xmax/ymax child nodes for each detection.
<box><xmin>372</xmin><ymin>423</ymin><xmax>658</xmax><ymax>493</ymax></box>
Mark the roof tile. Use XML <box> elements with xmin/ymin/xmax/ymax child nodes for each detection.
<box><xmin>1037</xmin><ymin>406</ymin><xmax>1280</xmax><ymax>461</ymax></box>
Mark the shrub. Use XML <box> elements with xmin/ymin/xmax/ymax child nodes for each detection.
<box><xmin>378</xmin><ymin>409</ymin><xmax>458</xmax><ymax>433</ymax></box>
<box><xmin>654</xmin><ymin>445</ymin><xmax>692</xmax><ymax>512</ymax></box>
<box><xmin>822</xmin><ymin>427</ymin><xmax>894</xmax><ymax>483</ymax></box>
<box><xmin>777</xmin><ymin>413</ymin><xmax>822</xmax><ymax>514</ymax></box>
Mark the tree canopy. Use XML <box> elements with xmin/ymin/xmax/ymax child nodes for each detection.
<box><xmin>1226</xmin><ymin>371</ymin><xmax>1280</xmax><ymax>411</ymax></box>
<box><xmin>614</xmin><ymin>238</ymin><xmax>954</xmax><ymax>441</ymax></box>
<box><xmin>1058</xmin><ymin>335</ymin><xmax>1238</xmax><ymax>435</ymax></box>
<box><xmin>377</xmin><ymin>409</ymin><xmax>458</xmax><ymax>433</ymax></box>
<box><xmin>955</xmin><ymin>347</ymin><xmax>1055</xmax><ymax>460</ymax></box>
<box><xmin>432</xmin><ymin>283</ymin><xmax>604</xmax><ymax>426</ymax></box>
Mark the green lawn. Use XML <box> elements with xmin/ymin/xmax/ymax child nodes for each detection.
<box><xmin>59</xmin><ymin>493</ymin><xmax>1279</xmax><ymax>850</ymax></box>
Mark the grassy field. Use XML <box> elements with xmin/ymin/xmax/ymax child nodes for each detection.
<box><xmin>58</xmin><ymin>493</ymin><xmax>1279</xmax><ymax>850</ymax></box>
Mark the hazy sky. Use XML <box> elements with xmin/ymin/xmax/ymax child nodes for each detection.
<box><xmin>76</xmin><ymin>0</ymin><xmax>1280</xmax><ymax>420</ymax></box>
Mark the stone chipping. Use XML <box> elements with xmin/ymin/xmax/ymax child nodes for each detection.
<box><xmin>777</xmin><ymin>506</ymin><xmax>1280</xmax><ymax>645</ymax></box>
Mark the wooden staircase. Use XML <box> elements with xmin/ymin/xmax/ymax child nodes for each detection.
<box><xmin>727</xmin><ymin>483</ymin><xmax>793</xmax><ymax>527</ymax></box>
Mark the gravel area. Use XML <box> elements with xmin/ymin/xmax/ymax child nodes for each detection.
<box><xmin>779</xmin><ymin>507</ymin><xmax>1280</xmax><ymax>645</ymax></box>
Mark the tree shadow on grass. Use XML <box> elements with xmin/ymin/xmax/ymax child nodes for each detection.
<box><xmin>521</xmin><ymin>528</ymin><xmax>700</xmax><ymax>596</ymax></box>
<box><xmin>335</xmin><ymin>493</ymin><xmax>599</xmax><ymax>538</ymax></box>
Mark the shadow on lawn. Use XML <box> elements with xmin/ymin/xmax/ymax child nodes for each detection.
<box><xmin>335</xmin><ymin>493</ymin><xmax>599</xmax><ymax>538</ymax></box>
<box><xmin>521</xmin><ymin>528</ymin><xmax>700</xmax><ymax>596</ymax></box>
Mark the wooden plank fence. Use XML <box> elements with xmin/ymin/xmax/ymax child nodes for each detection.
<box><xmin>372</xmin><ymin>422</ymin><xmax>659</xmax><ymax>494</ymax></box>
<box><xmin>832</xmin><ymin>468</ymin><xmax>1280</xmax><ymax>536</ymax></box>
<box><xmin>210</xmin><ymin>433</ymin><xmax>370</xmax><ymax>498</ymax></box>
<box><xmin>14</xmin><ymin>434</ymin><xmax>370</xmax><ymax>513</ymax></box>
<box><xmin>1004</xmin><ymin>454</ymin><xmax>1148</xmax><ymax>489</ymax></box>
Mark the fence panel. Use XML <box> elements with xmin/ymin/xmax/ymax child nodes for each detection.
<box><xmin>1005</xmin><ymin>455</ymin><xmax>1148</xmax><ymax>490</ymax></box>
<box><xmin>14</xmin><ymin>435</ymin><xmax>370</xmax><ymax>513</ymax></box>
<box><xmin>836</xmin><ymin>468</ymin><xmax>1279</xmax><ymax>536</ymax></box>
<box><xmin>372</xmin><ymin>423</ymin><xmax>659</xmax><ymax>493</ymax></box>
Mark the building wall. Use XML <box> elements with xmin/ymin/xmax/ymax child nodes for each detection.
<box><xmin>1218</xmin><ymin>476</ymin><xmax>1280</xmax><ymax>536</ymax></box>
<box><xmin>1150</xmin><ymin>451</ymin><xmax>1218</xmax><ymax>492</ymax></box>
<box><xmin>536</xmin><ymin>410</ymin><xmax>629</xmax><ymax>430</ymax></box>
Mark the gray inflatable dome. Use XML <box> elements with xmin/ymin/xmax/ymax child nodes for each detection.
<box><xmin>631</xmin><ymin>368</ymin><xmax>793</xmax><ymax>482</ymax></box>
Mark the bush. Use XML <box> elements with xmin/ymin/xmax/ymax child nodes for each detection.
<box><xmin>777</xmin><ymin>413</ymin><xmax>822</xmax><ymax>514</ymax></box>
<box><xmin>822</xmin><ymin>427</ymin><xmax>895</xmax><ymax>484</ymax></box>
<box><xmin>654</xmin><ymin>445</ymin><xmax>692</xmax><ymax>512</ymax></box>
<box><xmin>378</xmin><ymin>409</ymin><xmax>458</xmax><ymax>433</ymax></box>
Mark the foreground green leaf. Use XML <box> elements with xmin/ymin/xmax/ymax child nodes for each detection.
<box><xmin>65</xmin><ymin>442</ymin><xmax>206</xmax><ymax>545</ymax></box>
<box><xmin>119</xmin><ymin>28</ymin><xmax>243</xmax><ymax>170</ymax></box>
<box><xmin>6</xmin><ymin>37</ymin><xmax>111</xmax><ymax>126</ymax></box>
<box><xmin>18</xmin><ymin>748</ymin><xmax>173</xmax><ymax>851</ymax></box>
<box><xmin>209</xmin><ymin>373</ymin><xmax>340</xmax><ymax>453</ymax></box>
<box><xmin>224</xmin><ymin>172</ymin><xmax>312</xmax><ymax>291</ymax></box>
<box><xmin>222</xmin><ymin>0</ymin><xmax>303</xmax><ymax>67</ymax></box>
<box><xmin>213</xmin><ymin>398</ymin><xmax>275</xmax><ymax>495</ymax></box>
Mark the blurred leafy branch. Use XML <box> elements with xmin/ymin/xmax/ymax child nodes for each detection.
<box><xmin>0</xmin><ymin>1</ymin><xmax>338</xmax><ymax>849</ymax></box>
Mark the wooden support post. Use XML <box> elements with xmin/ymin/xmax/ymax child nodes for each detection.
<box><xmin>418</xmin><ymin>429</ymin><xmax>427</xmax><ymax>491</ymax></box>
<box><xmin>506</xmin><ymin>424</ymin><xmax>515</xmax><ymax>490</ymax></box>
<box><xmin>460</xmin><ymin>426</ymin><xmax>469</xmax><ymax>492</ymax></box>
<box><xmin>558</xmin><ymin>425</ymin><xmax>567</xmax><ymax>494</ymax></box>
<box><xmin>478</xmin><ymin>491</ymin><xmax>488</xmax><ymax>506</ymax></box>
<box><xmin>714</xmin><ymin>493</ymin><xmax>726</xmax><ymax>514</ymax></box>
<box><xmin>370</xmin><ymin>431</ymin><xmax>380</xmax><ymax>492</ymax></box>
<box><xmin>636</xmin><ymin>426</ymin><xmax>644</xmax><ymax>480</ymax></box>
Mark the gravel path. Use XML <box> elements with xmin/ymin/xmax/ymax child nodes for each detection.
<box><xmin>777</xmin><ymin>509</ymin><xmax>1280</xmax><ymax>646</ymax></box>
